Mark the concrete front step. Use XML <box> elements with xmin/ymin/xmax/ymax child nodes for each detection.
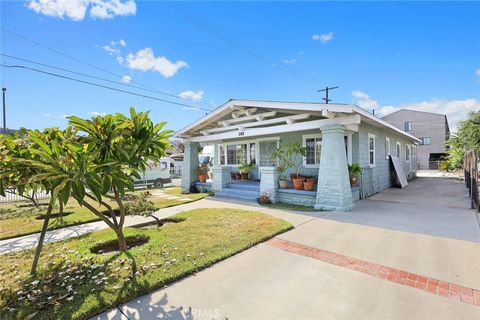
<box><xmin>215</xmin><ymin>187</ymin><xmax>259</xmax><ymax>201</ymax></box>
<box><xmin>227</xmin><ymin>183</ymin><xmax>260</xmax><ymax>192</ymax></box>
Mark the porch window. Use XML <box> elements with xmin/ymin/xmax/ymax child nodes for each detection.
<box><xmin>227</xmin><ymin>144</ymin><xmax>247</xmax><ymax>165</ymax></box>
<box><xmin>219</xmin><ymin>145</ymin><xmax>225</xmax><ymax>165</ymax></box>
<box><xmin>396</xmin><ymin>142</ymin><xmax>401</xmax><ymax>158</ymax></box>
<box><xmin>406</xmin><ymin>144</ymin><xmax>411</xmax><ymax>162</ymax></box>
<box><xmin>303</xmin><ymin>134</ymin><xmax>322</xmax><ymax>167</ymax></box>
<box><xmin>368</xmin><ymin>133</ymin><xmax>376</xmax><ymax>167</ymax></box>
<box><xmin>249</xmin><ymin>143</ymin><xmax>256</xmax><ymax>164</ymax></box>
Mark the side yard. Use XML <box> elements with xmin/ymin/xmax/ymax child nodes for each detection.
<box><xmin>0</xmin><ymin>208</ymin><xmax>292</xmax><ymax>320</ymax></box>
<box><xmin>0</xmin><ymin>188</ymin><xmax>208</xmax><ymax>240</ymax></box>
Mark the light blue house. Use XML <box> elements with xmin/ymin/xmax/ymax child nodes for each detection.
<box><xmin>176</xmin><ymin>99</ymin><xmax>419</xmax><ymax>211</ymax></box>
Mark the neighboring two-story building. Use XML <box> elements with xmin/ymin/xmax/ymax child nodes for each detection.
<box><xmin>382</xmin><ymin>109</ymin><xmax>450</xmax><ymax>169</ymax></box>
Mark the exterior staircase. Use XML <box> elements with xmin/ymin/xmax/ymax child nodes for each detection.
<box><xmin>214</xmin><ymin>181</ymin><xmax>260</xmax><ymax>201</ymax></box>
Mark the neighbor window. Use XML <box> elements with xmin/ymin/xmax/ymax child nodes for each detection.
<box><xmin>368</xmin><ymin>134</ymin><xmax>376</xmax><ymax>166</ymax></box>
<box><xmin>406</xmin><ymin>144</ymin><xmax>411</xmax><ymax>162</ymax></box>
<box><xmin>303</xmin><ymin>134</ymin><xmax>322</xmax><ymax>167</ymax></box>
<box><xmin>404</xmin><ymin>121</ymin><xmax>412</xmax><ymax>132</ymax></box>
<box><xmin>385</xmin><ymin>137</ymin><xmax>391</xmax><ymax>159</ymax></box>
<box><xmin>420</xmin><ymin>137</ymin><xmax>431</xmax><ymax>145</ymax></box>
<box><xmin>396</xmin><ymin>142</ymin><xmax>401</xmax><ymax>158</ymax></box>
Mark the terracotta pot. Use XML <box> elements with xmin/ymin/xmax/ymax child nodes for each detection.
<box><xmin>292</xmin><ymin>177</ymin><xmax>305</xmax><ymax>190</ymax></box>
<box><xmin>303</xmin><ymin>180</ymin><xmax>315</xmax><ymax>191</ymax></box>
<box><xmin>350</xmin><ymin>175</ymin><xmax>357</xmax><ymax>186</ymax></box>
<box><xmin>278</xmin><ymin>180</ymin><xmax>288</xmax><ymax>189</ymax></box>
<box><xmin>235</xmin><ymin>173</ymin><xmax>241</xmax><ymax>180</ymax></box>
<box><xmin>198</xmin><ymin>174</ymin><xmax>207</xmax><ymax>183</ymax></box>
<box><xmin>289</xmin><ymin>173</ymin><xmax>303</xmax><ymax>181</ymax></box>
<box><xmin>241</xmin><ymin>173</ymin><xmax>249</xmax><ymax>180</ymax></box>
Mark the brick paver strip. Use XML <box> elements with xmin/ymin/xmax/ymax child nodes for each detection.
<box><xmin>266</xmin><ymin>237</ymin><xmax>480</xmax><ymax>307</ymax></box>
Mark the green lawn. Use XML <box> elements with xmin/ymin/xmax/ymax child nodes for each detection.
<box><xmin>0</xmin><ymin>208</ymin><xmax>292</xmax><ymax>320</ymax></box>
<box><xmin>0</xmin><ymin>188</ymin><xmax>208</xmax><ymax>240</ymax></box>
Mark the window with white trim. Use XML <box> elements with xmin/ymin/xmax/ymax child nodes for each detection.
<box><xmin>385</xmin><ymin>137</ymin><xmax>391</xmax><ymax>159</ymax></box>
<box><xmin>396</xmin><ymin>142</ymin><xmax>401</xmax><ymax>158</ymax></box>
<box><xmin>406</xmin><ymin>144</ymin><xmax>411</xmax><ymax>162</ymax></box>
<box><xmin>303</xmin><ymin>134</ymin><xmax>322</xmax><ymax>167</ymax></box>
<box><xmin>218</xmin><ymin>141</ymin><xmax>256</xmax><ymax>166</ymax></box>
<box><xmin>368</xmin><ymin>133</ymin><xmax>376</xmax><ymax>166</ymax></box>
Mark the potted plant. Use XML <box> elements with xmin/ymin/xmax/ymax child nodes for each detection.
<box><xmin>303</xmin><ymin>176</ymin><xmax>315</xmax><ymax>191</ymax></box>
<box><xmin>273</xmin><ymin>142</ymin><xmax>307</xmax><ymax>190</ymax></box>
<box><xmin>194</xmin><ymin>163</ymin><xmax>209</xmax><ymax>183</ymax></box>
<box><xmin>239</xmin><ymin>161</ymin><xmax>255</xmax><ymax>180</ymax></box>
<box><xmin>277</xmin><ymin>163</ymin><xmax>288</xmax><ymax>189</ymax></box>
<box><xmin>348</xmin><ymin>163</ymin><xmax>361</xmax><ymax>186</ymax></box>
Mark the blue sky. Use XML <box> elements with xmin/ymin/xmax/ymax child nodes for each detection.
<box><xmin>1</xmin><ymin>1</ymin><xmax>479</xmax><ymax>132</ymax></box>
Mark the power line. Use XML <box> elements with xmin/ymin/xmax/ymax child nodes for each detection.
<box><xmin>1</xmin><ymin>27</ymin><xmax>216</xmax><ymax>108</ymax></box>
<box><xmin>1</xmin><ymin>53</ymin><xmax>215</xmax><ymax>109</ymax></box>
<box><xmin>175</xmin><ymin>7</ymin><xmax>314</xmax><ymax>83</ymax></box>
<box><xmin>1</xmin><ymin>64</ymin><xmax>213</xmax><ymax>112</ymax></box>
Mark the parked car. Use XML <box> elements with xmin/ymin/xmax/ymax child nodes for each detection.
<box><xmin>133</xmin><ymin>157</ymin><xmax>172</xmax><ymax>188</ymax></box>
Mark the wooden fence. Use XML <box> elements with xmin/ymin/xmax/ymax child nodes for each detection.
<box><xmin>464</xmin><ymin>150</ymin><xmax>479</xmax><ymax>212</ymax></box>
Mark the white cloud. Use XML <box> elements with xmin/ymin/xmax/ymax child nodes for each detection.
<box><xmin>351</xmin><ymin>90</ymin><xmax>380</xmax><ymax>110</ymax></box>
<box><xmin>119</xmin><ymin>39</ymin><xmax>126</xmax><ymax>47</ymax></box>
<box><xmin>126</xmin><ymin>48</ymin><xmax>188</xmax><ymax>78</ymax></box>
<box><xmin>89</xmin><ymin>111</ymin><xmax>106</xmax><ymax>116</ymax></box>
<box><xmin>476</xmin><ymin>68</ymin><xmax>480</xmax><ymax>76</ymax></box>
<box><xmin>179</xmin><ymin>90</ymin><xmax>204</xmax><ymax>102</ymax></box>
<box><xmin>312</xmin><ymin>32</ymin><xmax>334</xmax><ymax>43</ymax></box>
<box><xmin>27</xmin><ymin>0</ymin><xmax>88</xmax><ymax>21</ymax></box>
<box><xmin>352</xmin><ymin>90</ymin><xmax>479</xmax><ymax>131</ymax></box>
<box><xmin>282</xmin><ymin>58</ymin><xmax>296</xmax><ymax>65</ymax></box>
<box><xmin>89</xmin><ymin>0</ymin><xmax>136</xmax><ymax>19</ymax></box>
<box><xmin>26</xmin><ymin>0</ymin><xmax>136</xmax><ymax>21</ymax></box>
<box><xmin>101</xmin><ymin>45</ymin><xmax>119</xmax><ymax>56</ymax></box>
<box><xmin>121</xmin><ymin>75</ymin><xmax>132</xmax><ymax>83</ymax></box>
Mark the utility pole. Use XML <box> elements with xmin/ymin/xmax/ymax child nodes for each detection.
<box><xmin>317</xmin><ymin>86</ymin><xmax>338</xmax><ymax>104</ymax></box>
<box><xmin>2</xmin><ymin>87</ymin><xmax>6</xmax><ymax>134</ymax></box>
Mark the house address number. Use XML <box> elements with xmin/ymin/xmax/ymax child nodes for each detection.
<box><xmin>238</xmin><ymin>132</ymin><xmax>245</xmax><ymax>136</ymax></box>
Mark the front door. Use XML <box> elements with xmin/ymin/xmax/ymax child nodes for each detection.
<box><xmin>259</xmin><ymin>139</ymin><xmax>278</xmax><ymax>167</ymax></box>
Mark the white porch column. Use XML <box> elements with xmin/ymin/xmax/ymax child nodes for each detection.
<box><xmin>259</xmin><ymin>167</ymin><xmax>279</xmax><ymax>203</ymax></box>
<box><xmin>181</xmin><ymin>141</ymin><xmax>200</xmax><ymax>193</ymax></box>
<box><xmin>212</xmin><ymin>165</ymin><xmax>232</xmax><ymax>192</ymax></box>
<box><xmin>315</xmin><ymin>125</ymin><xmax>354</xmax><ymax>211</ymax></box>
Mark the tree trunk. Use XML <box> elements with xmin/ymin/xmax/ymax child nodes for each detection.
<box><xmin>58</xmin><ymin>195</ymin><xmax>64</xmax><ymax>219</ymax></box>
<box><xmin>31</xmin><ymin>201</ymin><xmax>53</xmax><ymax>275</ymax></box>
<box><xmin>115</xmin><ymin>227</ymin><xmax>127</xmax><ymax>252</ymax></box>
<box><xmin>150</xmin><ymin>214</ymin><xmax>163</xmax><ymax>227</ymax></box>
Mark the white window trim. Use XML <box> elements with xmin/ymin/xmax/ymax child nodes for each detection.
<box><xmin>385</xmin><ymin>136</ymin><xmax>391</xmax><ymax>160</ymax></box>
<box><xmin>302</xmin><ymin>133</ymin><xmax>322</xmax><ymax>168</ymax></box>
<box><xmin>396</xmin><ymin>142</ymin><xmax>401</xmax><ymax>158</ymax></box>
<box><xmin>217</xmin><ymin>137</ymin><xmax>280</xmax><ymax>167</ymax></box>
<box><xmin>368</xmin><ymin>133</ymin><xmax>376</xmax><ymax>168</ymax></box>
<box><xmin>405</xmin><ymin>144</ymin><xmax>411</xmax><ymax>163</ymax></box>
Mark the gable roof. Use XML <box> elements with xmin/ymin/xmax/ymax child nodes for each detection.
<box><xmin>175</xmin><ymin>99</ymin><xmax>420</xmax><ymax>143</ymax></box>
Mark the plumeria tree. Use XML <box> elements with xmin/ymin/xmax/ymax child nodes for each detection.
<box><xmin>1</xmin><ymin>108</ymin><xmax>172</xmax><ymax>274</ymax></box>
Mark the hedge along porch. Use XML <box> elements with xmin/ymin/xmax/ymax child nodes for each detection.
<box><xmin>176</xmin><ymin>99</ymin><xmax>420</xmax><ymax>211</ymax></box>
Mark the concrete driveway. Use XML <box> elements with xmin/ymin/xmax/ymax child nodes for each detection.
<box><xmin>322</xmin><ymin>177</ymin><xmax>480</xmax><ymax>242</ymax></box>
<box><xmin>95</xmin><ymin>177</ymin><xmax>480</xmax><ymax>319</ymax></box>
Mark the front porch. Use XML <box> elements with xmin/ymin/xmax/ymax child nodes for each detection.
<box><xmin>193</xmin><ymin>179</ymin><xmax>360</xmax><ymax>207</ymax></box>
